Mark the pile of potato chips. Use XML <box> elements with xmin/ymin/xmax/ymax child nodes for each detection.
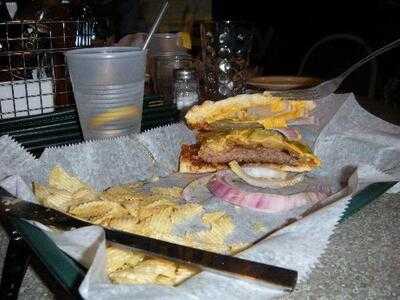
<box><xmin>33</xmin><ymin>166</ymin><xmax>244</xmax><ymax>286</ymax></box>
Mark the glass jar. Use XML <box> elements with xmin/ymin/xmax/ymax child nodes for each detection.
<box><xmin>154</xmin><ymin>52</ymin><xmax>192</xmax><ymax>103</ymax></box>
<box><xmin>173</xmin><ymin>68</ymin><xmax>199</xmax><ymax>118</ymax></box>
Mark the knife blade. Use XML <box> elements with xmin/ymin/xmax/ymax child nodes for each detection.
<box><xmin>0</xmin><ymin>193</ymin><xmax>297</xmax><ymax>291</ymax></box>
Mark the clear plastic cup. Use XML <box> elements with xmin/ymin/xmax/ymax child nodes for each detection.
<box><xmin>66</xmin><ymin>47</ymin><xmax>147</xmax><ymax>140</ymax></box>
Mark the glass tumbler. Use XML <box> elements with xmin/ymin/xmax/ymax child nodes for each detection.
<box><xmin>201</xmin><ymin>20</ymin><xmax>254</xmax><ymax>100</ymax></box>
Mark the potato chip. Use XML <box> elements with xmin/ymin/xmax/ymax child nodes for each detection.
<box><xmin>109</xmin><ymin>267</ymin><xmax>159</xmax><ymax>285</ymax></box>
<box><xmin>182</xmin><ymin>211</ymin><xmax>235</xmax><ymax>254</ymax></box>
<box><xmin>72</xmin><ymin>187</ymin><xmax>98</xmax><ymax>204</ymax></box>
<box><xmin>69</xmin><ymin>201</ymin><xmax>128</xmax><ymax>219</ymax></box>
<box><xmin>155</xmin><ymin>274</ymin><xmax>176</xmax><ymax>285</ymax></box>
<box><xmin>228</xmin><ymin>243</ymin><xmax>248</xmax><ymax>254</ymax></box>
<box><xmin>48</xmin><ymin>165</ymin><xmax>87</xmax><ymax>193</ymax></box>
<box><xmin>106</xmin><ymin>247</ymin><xmax>134</xmax><ymax>273</ymax></box>
<box><xmin>144</xmin><ymin>198</ymin><xmax>177</xmax><ymax>209</ymax></box>
<box><xmin>252</xmin><ymin>222</ymin><xmax>267</xmax><ymax>233</ymax></box>
<box><xmin>43</xmin><ymin>189</ymin><xmax>73</xmax><ymax>212</ymax></box>
<box><xmin>173</xmin><ymin>265</ymin><xmax>199</xmax><ymax>285</ymax></box>
<box><xmin>33</xmin><ymin>183</ymin><xmax>53</xmax><ymax>204</ymax></box>
<box><xmin>202</xmin><ymin>211</ymin><xmax>226</xmax><ymax>225</ymax></box>
<box><xmin>134</xmin><ymin>258</ymin><xmax>177</xmax><ymax>278</ymax></box>
<box><xmin>122</xmin><ymin>202</ymin><xmax>142</xmax><ymax>218</ymax></box>
<box><xmin>39</xmin><ymin>165</ymin><xmax>244</xmax><ymax>287</ymax></box>
<box><xmin>100</xmin><ymin>186</ymin><xmax>143</xmax><ymax>203</ymax></box>
<box><xmin>183</xmin><ymin>235</ymin><xmax>230</xmax><ymax>254</ymax></box>
<box><xmin>91</xmin><ymin>215</ymin><xmax>115</xmax><ymax>226</ymax></box>
<box><xmin>137</xmin><ymin>203</ymin><xmax>175</xmax><ymax>222</ymax></box>
<box><xmin>203</xmin><ymin>212</ymin><xmax>235</xmax><ymax>235</ymax></box>
<box><xmin>125</xmin><ymin>252</ymin><xmax>145</xmax><ymax>268</ymax></box>
<box><xmin>140</xmin><ymin>206</ymin><xmax>175</xmax><ymax>234</ymax></box>
<box><xmin>125</xmin><ymin>181</ymin><xmax>144</xmax><ymax>189</ymax></box>
<box><xmin>150</xmin><ymin>186</ymin><xmax>183</xmax><ymax>198</ymax></box>
<box><xmin>170</xmin><ymin>203</ymin><xmax>203</xmax><ymax>224</ymax></box>
<box><xmin>108</xmin><ymin>217</ymin><xmax>139</xmax><ymax>233</ymax></box>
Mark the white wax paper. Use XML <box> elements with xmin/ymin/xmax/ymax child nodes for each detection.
<box><xmin>0</xmin><ymin>93</ymin><xmax>399</xmax><ymax>300</ymax></box>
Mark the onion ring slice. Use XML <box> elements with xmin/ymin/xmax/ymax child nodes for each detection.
<box><xmin>229</xmin><ymin>161</ymin><xmax>304</xmax><ymax>189</ymax></box>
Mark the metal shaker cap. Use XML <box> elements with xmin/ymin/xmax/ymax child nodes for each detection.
<box><xmin>173</xmin><ymin>68</ymin><xmax>196</xmax><ymax>80</ymax></box>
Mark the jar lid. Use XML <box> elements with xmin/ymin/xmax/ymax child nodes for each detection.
<box><xmin>152</xmin><ymin>50</ymin><xmax>190</xmax><ymax>58</ymax></box>
<box><xmin>174</xmin><ymin>68</ymin><xmax>196</xmax><ymax>80</ymax></box>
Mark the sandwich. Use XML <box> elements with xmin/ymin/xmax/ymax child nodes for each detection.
<box><xmin>179</xmin><ymin>93</ymin><xmax>321</xmax><ymax>180</ymax></box>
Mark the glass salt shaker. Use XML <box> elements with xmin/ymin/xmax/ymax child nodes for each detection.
<box><xmin>173</xmin><ymin>68</ymin><xmax>199</xmax><ymax>118</ymax></box>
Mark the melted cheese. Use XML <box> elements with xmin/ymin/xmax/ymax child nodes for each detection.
<box><xmin>185</xmin><ymin>94</ymin><xmax>315</xmax><ymax>129</ymax></box>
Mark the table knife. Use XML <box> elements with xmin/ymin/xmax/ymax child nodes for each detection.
<box><xmin>0</xmin><ymin>194</ymin><xmax>297</xmax><ymax>292</ymax></box>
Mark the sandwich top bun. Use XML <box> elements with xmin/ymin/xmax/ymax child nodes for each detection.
<box><xmin>185</xmin><ymin>92</ymin><xmax>316</xmax><ymax>130</ymax></box>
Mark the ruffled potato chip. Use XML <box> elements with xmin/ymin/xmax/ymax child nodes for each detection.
<box><xmin>125</xmin><ymin>182</ymin><xmax>144</xmax><ymax>189</ymax></box>
<box><xmin>108</xmin><ymin>217</ymin><xmax>139</xmax><ymax>233</ymax></box>
<box><xmin>48</xmin><ymin>166</ymin><xmax>87</xmax><ymax>193</ymax></box>
<box><xmin>155</xmin><ymin>275</ymin><xmax>176</xmax><ymax>285</ymax></box>
<box><xmin>125</xmin><ymin>252</ymin><xmax>146</xmax><ymax>268</ymax></box>
<box><xmin>108</xmin><ymin>257</ymin><xmax>197</xmax><ymax>286</ymax></box>
<box><xmin>150</xmin><ymin>186</ymin><xmax>183</xmax><ymax>198</ymax></box>
<box><xmin>33</xmin><ymin>183</ymin><xmax>61</xmax><ymax>204</ymax></box>
<box><xmin>182</xmin><ymin>211</ymin><xmax>235</xmax><ymax>254</ymax></box>
<box><xmin>137</xmin><ymin>204</ymin><xmax>175</xmax><ymax>222</ymax></box>
<box><xmin>134</xmin><ymin>258</ymin><xmax>177</xmax><ymax>278</ymax></box>
<box><xmin>43</xmin><ymin>189</ymin><xmax>73</xmax><ymax>212</ymax></box>
<box><xmin>252</xmin><ymin>222</ymin><xmax>267</xmax><ymax>233</ymax></box>
<box><xmin>69</xmin><ymin>201</ymin><xmax>128</xmax><ymax>219</ymax></box>
<box><xmin>106</xmin><ymin>247</ymin><xmax>134</xmax><ymax>273</ymax></box>
<box><xmin>109</xmin><ymin>267</ymin><xmax>159</xmax><ymax>285</ymax></box>
<box><xmin>138</xmin><ymin>207</ymin><xmax>175</xmax><ymax>236</ymax></box>
<box><xmin>170</xmin><ymin>203</ymin><xmax>203</xmax><ymax>224</ymax></box>
<box><xmin>173</xmin><ymin>265</ymin><xmax>199</xmax><ymax>285</ymax></box>
<box><xmin>100</xmin><ymin>186</ymin><xmax>143</xmax><ymax>203</ymax></box>
<box><xmin>38</xmin><ymin>165</ymin><xmax>243</xmax><ymax>287</ymax></box>
<box><xmin>228</xmin><ymin>243</ymin><xmax>248</xmax><ymax>255</ymax></box>
<box><xmin>72</xmin><ymin>187</ymin><xmax>98</xmax><ymax>204</ymax></box>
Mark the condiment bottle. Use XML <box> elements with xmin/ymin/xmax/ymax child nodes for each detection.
<box><xmin>173</xmin><ymin>68</ymin><xmax>199</xmax><ymax>118</ymax></box>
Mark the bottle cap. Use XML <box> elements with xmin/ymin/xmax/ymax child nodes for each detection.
<box><xmin>174</xmin><ymin>68</ymin><xmax>196</xmax><ymax>80</ymax></box>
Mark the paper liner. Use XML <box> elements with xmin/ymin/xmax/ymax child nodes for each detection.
<box><xmin>0</xmin><ymin>135</ymin><xmax>41</xmax><ymax>183</ymax></box>
<box><xmin>39</xmin><ymin>135</ymin><xmax>157</xmax><ymax>191</ymax></box>
<box><xmin>137</xmin><ymin>122</ymin><xmax>196</xmax><ymax>177</ymax></box>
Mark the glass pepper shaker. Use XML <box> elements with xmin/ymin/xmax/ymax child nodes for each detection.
<box><xmin>173</xmin><ymin>68</ymin><xmax>199</xmax><ymax>118</ymax></box>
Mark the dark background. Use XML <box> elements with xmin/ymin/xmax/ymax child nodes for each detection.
<box><xmin>213</xmin><ymin>0</ymin><xmax>400</xmax><ymax>100</ymax></box>
<box><xmin>3</xmin><ymin>0</ymin><xmax>400</xmax><ymax>101</ymax></box>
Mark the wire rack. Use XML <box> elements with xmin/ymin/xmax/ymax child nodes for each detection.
<box><xmin>0</xmin><ymin>19</ymin><xmax>99</xmax><ymax>120</ymax></box>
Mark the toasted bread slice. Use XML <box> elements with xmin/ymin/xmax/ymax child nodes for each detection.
<box><xmin>179</xmin><ymin>144</ymin><xmax>226</xmax><ymax>173</ymax></box>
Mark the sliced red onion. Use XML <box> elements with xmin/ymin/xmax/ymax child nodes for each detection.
<box><xmin>207</xmin><ymin>173</ymin><xmax>326</xmax><ymax>213</ymax></box>
<box><xmin>229</xmin><ymin>161</ymin><xmax>304</xmax><ymax>189</ymax></box>
<box><xmin>274</xmin><ymin>128</ymin><xmax>302</xmax><ymax>141</ymax></box>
